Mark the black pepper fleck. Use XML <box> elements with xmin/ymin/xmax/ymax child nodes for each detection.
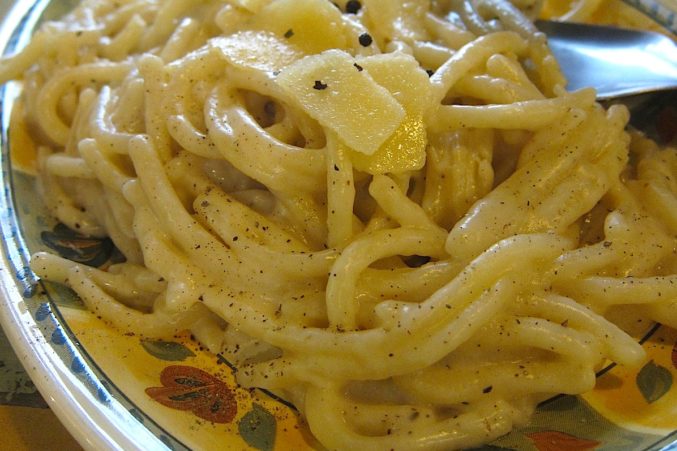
<box><xmin>313</xmin><ymin>80</ymin><xmax>328</xmax><ymax>90</ymax></box>
<box><xmin>358</xmin><ymin>33</ymin><xmax>373</xmax><ymax>47</ymax></box>
<box><xmin>345</xmin><ymin>0</ymin><xmax>362</xmax><ymax>13</ymax></box>
<box><xmin>284</xmin><ymin>28</ymin><xmax>294</xmax><ymax>38</ymax></box>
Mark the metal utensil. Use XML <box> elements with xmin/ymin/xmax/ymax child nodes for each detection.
<box><xmin>536</xmin><ymin>20</ymin><xmax>677</xmax><ymax>100</ymax></box>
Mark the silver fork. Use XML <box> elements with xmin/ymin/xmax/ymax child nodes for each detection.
<box><xmin>536</xmin><ymin>20</ymin><xmax>677</xmax><ymax>100</ymax></box>
<box><xmin>537</xmin><ymin>20</ymin><xmax>677</xmax><ymax>142</ymax></box>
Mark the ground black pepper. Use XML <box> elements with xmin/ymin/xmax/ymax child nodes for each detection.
<box><xmin>345</xmin><ymin>0</ymin><xmax>362</xmax><ymax>13</ymax></box>
<box><xmin>358</xmin><ymin>32</ymin><xmax>372</xmax><ymax>47</ymax></box>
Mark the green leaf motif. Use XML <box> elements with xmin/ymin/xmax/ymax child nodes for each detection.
<box><xmin>238</xmin><ymin>403</ymin><xmax>277</xmax><ymax>451</ymax></box>
<box><xmin>636</xmin><ymin>360</ymin><xmax>673</xmax><ymax>404</ymax></box>
<box><xmin>141</xmin><ymin>339</ymin><xmax>196</xmax><ymax>362</ymax></box>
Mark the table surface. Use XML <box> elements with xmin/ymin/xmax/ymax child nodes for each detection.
<box><xmin>0</xmin><ymin>327</ymin><xmax>82</xmax><ymax>450</ymax></box>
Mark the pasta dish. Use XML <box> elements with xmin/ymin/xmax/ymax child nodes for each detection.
<box><xmin>1</xmin><ymin>0</ymin><xmax>676</xmax><ymax>449</ymax></box>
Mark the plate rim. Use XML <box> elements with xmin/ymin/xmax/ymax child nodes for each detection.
<box><xmin>0</xmin><ymin>254</ymin><xmax>168</xmax><ymax>451</ymax></box>
<box><xmin>0</xmin><ymin>1</ymin><xmax>169</xmax><ymax>449</ymax></box>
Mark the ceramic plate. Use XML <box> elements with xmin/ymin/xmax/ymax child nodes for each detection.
<box><xmin>0</xmin><ymin>1</ymin><xmax>676</xmax><ymax>450</ymax></box>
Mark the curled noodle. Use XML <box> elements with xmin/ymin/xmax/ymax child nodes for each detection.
<box><xmin>2</xmin><ymin>0</ymin><xmax>675</xmax><ymax>449</ymax></box>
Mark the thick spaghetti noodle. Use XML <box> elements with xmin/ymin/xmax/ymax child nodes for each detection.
<box><xmin>1</xmin><ymin>0</ymin><xmax>676</xmax><ymax>449</ymax></box>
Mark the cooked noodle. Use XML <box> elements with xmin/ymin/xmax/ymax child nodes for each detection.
<box><xmin>1</xmin><ymin>0</ymin><xmax>676</xmax><ymax>449</ymax></box>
